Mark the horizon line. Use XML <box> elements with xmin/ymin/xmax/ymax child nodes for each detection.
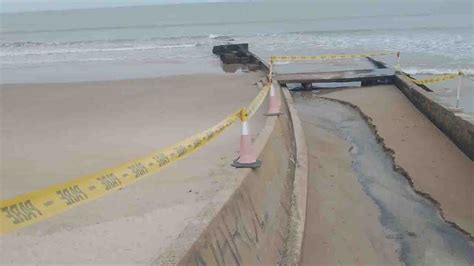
<box><xmin>0</xmin><ymin>0</ymin><xmax>258</xmax><ymax>15</ymax></box>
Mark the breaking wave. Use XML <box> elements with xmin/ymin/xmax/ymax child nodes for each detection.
<box><xmin>208</xmin><ymin>34</ymin><xmax>234</xmax><ymax>41</ymax></box>
<box><xmin>403</xmin><ymin>67</ymin><xmax>474</xmax><ymax>76</ymax></box>
<box><xmin>0</xmin><ymin>42</ymin><xmax>199</xmax><ymax>57</ymax></box>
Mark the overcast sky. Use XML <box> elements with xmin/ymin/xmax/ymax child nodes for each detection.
<box><xmin>0</xmin><ymin>0</ymin><xmax>252</xmax><ymax>13</ymax></box>
<box><xmin>0</xmin><ymin>0</ymin><xmax>467</xmax><ymax>14</ymax></box>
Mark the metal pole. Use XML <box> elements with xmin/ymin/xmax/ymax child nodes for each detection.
<box><xmin>269</xmin><ymin>59</ymin><xmax>273</xmax><ymax>83</ymax></box>
<box><xmin>456</xmin><ymin>72</ymin><xmax>462</xmax><ymax>108</ymax></box>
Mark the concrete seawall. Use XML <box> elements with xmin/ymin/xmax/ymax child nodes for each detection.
<box><xmin>280</xmin><ymin>86</ymin><xmax>308</xmax><ymax>266</ymax></box>
<box><xmin>394</xmin><ymin>74</ymin><xmax>474</xmax><ymax>160</ymax></box>
<box><xmin>158</xmin><ymin>85</ymin><xmax>308</xmax><ymax>265</ymax></box>
<box><xmin>189</xmin><ymin>44</ymin><xmax>473</xmax><ymax>265</ymax></box>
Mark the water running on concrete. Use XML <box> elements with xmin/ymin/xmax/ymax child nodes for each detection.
<box><xmin>293</xmin><ymin>92</ymin><xmax>474</xmax><ymax>265</ymax></box>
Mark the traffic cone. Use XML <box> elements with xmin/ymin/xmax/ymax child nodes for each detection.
<box><xmin>232</xmin><ymin>108</ymin><xmax>261</xmax><ymax>169</ymax></box>
<box><xmin>264</xmin><ymin>83</ymin><xmax>282</xmax><ymax>116</ymax></box>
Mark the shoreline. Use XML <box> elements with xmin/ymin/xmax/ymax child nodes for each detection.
<box><xmin>0</xmin><ymin>57</ymin><xmax>227</xmax><ymax>85</ymax></box>
<box><xmin>1</xmin><ymin>72</ymin><xmax>229</xmax><ymax>87</ymax></box>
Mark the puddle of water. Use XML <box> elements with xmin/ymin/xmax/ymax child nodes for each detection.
<box><xmin>293</xmin><ymin>92</ymin><xmax>474</xmax><ymax>266</ymax></box>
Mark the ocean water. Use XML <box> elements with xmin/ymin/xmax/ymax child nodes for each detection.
<box><xmin>1</xmin><ymin>1</ymin><xmax>473</xmax><ymax>110</ymax></box>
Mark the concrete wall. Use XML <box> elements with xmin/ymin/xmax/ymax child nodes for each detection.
<box><xmin>280</xmin><ymin>86</ymin><xmax>308</xmax><ymax>266</ymax></box>
<box><xmin>156</xmin><ymin>85</ymin><xmax>308</xmax><ymax>265</ymax></box>
<box><xmin>178</xmin><ymin>116</ymin><xmax>293</xmax><ymax>265</ymax></box>
<box><xmin>394</xmin><ymin>74</ymin><xmax>474</xmax><ymax>160</ymax></box>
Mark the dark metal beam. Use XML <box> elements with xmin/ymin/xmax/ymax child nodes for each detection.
<box><xmin>274</xmin><ymin>68</ymin><xmax>395</xmax><ymax>84</ymax></box>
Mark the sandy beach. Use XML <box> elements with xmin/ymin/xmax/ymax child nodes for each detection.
<box><xmin>0</xmin><ymin>72</ymin><xmax>268</xmax><ymax>264</ymax></box>
<box><xmin>1</xmin><ymin>1</ymin><xmax>473</xmax><ymax>264</ymax></box>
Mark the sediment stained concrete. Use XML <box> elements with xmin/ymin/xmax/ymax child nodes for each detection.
<box><xmin>322</xmin><ymin>85</ymin><xmax>474</xmax><ymax>236</ymax></box>
<box><xmin>295</xmin><ymin>94</ymin><xmax>401</xmax><ymax>266</ymax></box>
<box><xmin>294</xmin><ymin>92</ymin><xmax>474</xmax><ymax>265</ymax></box>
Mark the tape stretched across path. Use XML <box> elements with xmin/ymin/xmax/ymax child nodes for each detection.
<box><xmin>271</xmin><ymin>52</ymin><xmax>393</xmax><ymax>62</ymax></box>
<box><xmin>248</xmin><ymin>84</ymin><xmax>270</xmax><ymax>117</ymax></box>
<box><xmin>411</xmin><ymin>73</ymin><xmax>461</xmax><ymax>85</ymax></box>
<box><xmin>0</xmin><ymin>84</ymin><xmax>271</xmax><ymax>235</ymax></box>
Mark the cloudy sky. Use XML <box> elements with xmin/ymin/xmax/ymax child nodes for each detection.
<box><xmin>0</xmin><ymin>0</ymin><xmax>253</xmax><ymax>13</ymax></box>
<box><xmin>0</xmin><ymin>0</ymin><xmax>463</xmax><ymax>13</ymax></box>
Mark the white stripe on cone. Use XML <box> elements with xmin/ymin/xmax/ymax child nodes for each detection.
<box><xmin>267</xmin><ymin>84</ymin><xmax>280</xmax><ymax>114</ymax></box>
<box><xmin>241</xmin><ymin>120</ymin><xmax>249</xmax><ymax>135</ymax></box>
<box><xmin>237</xmin><ymin>121</ymin><xmax>258</xmax><ymax>164</ymax></box>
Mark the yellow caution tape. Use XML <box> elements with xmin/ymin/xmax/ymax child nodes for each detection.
<box><xmin>247</xmin><ymin>84</ymin><xmax>270</xmax><ymax>117</ymax></box>
<box><xmin>411</xmin><ymin>73</ymin><xmax>462</xmax><ymax>85</ymax></box>
<box><xmin>271</xmin><ymin>52</ymin><xmax>393</xmax><ymax>62</ymax></box>
<box><xmin>0</xmin><ymin>84</ymin><xmax>271</xmax><ymax>235</ymax></box>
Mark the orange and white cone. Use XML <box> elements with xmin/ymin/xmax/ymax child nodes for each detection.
<box><xmin>264</xmin><ymin>83</ymin><xmax>282</xmax><ymax>116</ymax></box>
<box><xmin>232</xmin><ymin>108</ymin><xmax>261</xmax><ymax>169</ymax></box>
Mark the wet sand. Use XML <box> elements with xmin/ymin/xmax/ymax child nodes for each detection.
<box><xmin>323</xmin><ymin>85</ymin><xmax>474</xmax><ymax>235</ymax></box>
<box><xmin>0</xmin><ymin>73</ymin><xmax>267</xmax><ymax>264</ymax></box>
<box><xmin>294</xmin><ymin>91</ymin><xmax>474</xmax><ymax>265</ymax></box>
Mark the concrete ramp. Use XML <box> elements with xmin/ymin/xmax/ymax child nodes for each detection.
<box><xmin>294</xmin><ymin>86</ymin><xmax>473</xmax><ymax>265</ymax></box>
<box><xmin>201</xmin><ymin>44</ymin><xmax>473</xmax><ymax>265</ymax></box>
